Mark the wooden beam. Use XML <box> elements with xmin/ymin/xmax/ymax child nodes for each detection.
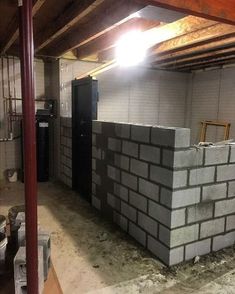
<box><xmin>157</xmin><ymin>46</ymin><xmax>235</xmax><ymax>68</ymax></box>
<box><xmin>150</xmin><ymin>23</ymin><xmax>235</xmax><ymax>58</ymax></box>
<box><xmin>35</xmin><ymin>0</ymin><xmax>105</xmax><ymax>52</ymax></box>
<box><xmin>96</xmin><ymin>15</ymin><xmax>217</xmax><ymax>62</ymax></box>
<box><xmin>179</xmin><ymin>57</ymin><xmax>235</xmax><ymax>71</ymax></box>
<box><xmin>76</xmin><ymin>18</ymin><xmax>159</xmax><ymax>60</ymax></box>
<box><xmin>136</xmin><ymin>0</ymin><xmax>235</xmax><ymax>25</ymax></box>
<box><xmin>0</xmin><ymin>0</ymin><xmax>45</xmax><ymax>54</ymax></box>
<box><xmin>40</xmin><ymin>0</ymin><xmax>145</xmax><ymax>57</ymax></box>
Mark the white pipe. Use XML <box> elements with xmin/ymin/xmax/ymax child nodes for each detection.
<box><xmin>0</xmin><ymin>132</ymin><xmax>14</xmax><ymax>142</ymax></box>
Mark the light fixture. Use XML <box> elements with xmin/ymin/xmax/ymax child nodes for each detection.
<box><xmin>115</xmin><ymin>30</ymin><xmax>147</xmax><ymax>67</ymax></box>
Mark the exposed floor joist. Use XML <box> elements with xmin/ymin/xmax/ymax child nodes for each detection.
<box><xmin>136</xmin><ymin>0</ymin><xmax>235</xmax><ymax>25</ymax></box>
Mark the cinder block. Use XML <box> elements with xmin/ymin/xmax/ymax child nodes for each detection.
<box><xmin>171</xmin><ymin>209</ymin><xmax>186</xmax><ymax>228</ymax></box>
<box><xmin>205</xmin><ymin>146</ymin><xmax>229</xmax><ymax>165</ymax></box>
<box><xmin>229</xmin><ymin>146</ymin><xmax>235</xmax><ymax>162</ymax></box>
<box><xmin>161</xmin><ymin>187</ymin><xmax>200</xmax><ymax>209</ymax></box>
<box><xmin>14</xmin><ymin>246</ymin><xmax>44</xmax><ymax>294</ymax></box>
<box><xmin>122</xmin><ymin>141</ymin><xmax>138</xmax><ymax>158</ymax></box>
<box><xmin>185</xmin><ymin>239</ymin><xmax>211</xmax><ymax>260</ymax></box>
<box><xmin>147</xmin><ymin>236</ymin><xmax>169</xmax><ymax>265</ymax></box>
<box><xmin>159</xmin><ymin>224</ymin><xmax>199</xmax><ymax>247</ymax></box>
<box><xmin>114</xmin><ymin>154</ymin><xmax>129</xmax><ymax>171</ymax></box>
<box><xmin>214</xmin><ymin>198</ymin><xmax>235</xmax><ymax>217</ymax></box>
<box><xmin>64</xmin><ymin>166</ymin><xmax>72</xmax><ymax>178</ymax></box>
<box><xmin>92</xmin><ymin>121</ymin><xmax>102</xmax><ymax>134</ymax></box>
<box><xmin>92</xmin><ymin>195</ymin><xmax>101</xmax><ymax>210</ymax></box>
<box><xmin>228</xmin><ymin>181</ymin><xmax>235</xmax><ymax>197</ymax></box>
<box><xmin>163</xmin><ymin>148</ymin><xmax>203</xmax><ymax>168</ymax></box>
<box><xmin>108</xmin><ymin>138</ymin><xmax>121</xmax><ymax>152</ymax></box>
<box><xmin>213</xmin><ymin>231</ymin><xmax>235</xmax><ymax>251</ymax></box>
<box><xmin>92</xmin><ymin>171</ymin><xmax>101</xmax><ymax>185</ymax></box>
<box><xmin>107</xmin><ymin>165</ymin><xmax>120</xmax><ymax>182</ymax></box>
<box><xmin>92</xmin><ymin>159</ymin><xmax>96</xmax><ymax>171</ymax></box>
<box><xmin>115</xmin><ymin>123</ymin><xmax>130</xmax><ymax>139</ymax></box>
<box><xmin>121</xmin><ymin>171</ymin><xmax>138</xmax><ymax>190</ymax></box>
<box><xmin>92</xmin><ymin>146</ymin><xmax>102</xmax><ymax>159</ymax></box>
<box><xmin>138</xmin><ymin>212</ymin><xmax>158</xmax><ymax>237</ymax></box>
<box><xmin>148</xmin><ymin>201</ymin><xmax>171</xmax><ymax>227</ymax></box>
<box><xmin>113</xmin><ymin>183</ymin><xmax>128</xmax><ymax>201</ymax></box>
<box><xmin>129</xmin><ymin>191</ymin><xmax>147</xmax><ymax>213</ymax></box>
<box><xmin>189</xmin><ymin>167</ymin><xmax>215</xmax><ymax>186</ymax></box>
<box><xmin>173</xmin><ymin>170</ymin><xmax>188</xmax><ymax>188</ymax></box>
<box><xmin>140</xmin><ymin>145</ymin><xmax>160</xmax><ymax>164</ymax></box>
<box><xmin>187</xmin><ymin>203</ymin><xmax>213</xmax><ymax>223</ymax></box>
<box><xmin>63</xmin><ymin>146</ymin><xmax>72</xmax><ymax>158</ymax></box>
<box><xmin>113</xmin><ymin>211</ymin><xmax>128</xmax><ymax>232</ymax></box>
<box><xmin>130</xmin><ymin>159</ymin><xmax>148</xmax><ymax>178</ymax></box>
<box><xmin>202</xmin><ymin>183</ymin><xmax>227</xmax><ymax>201</ymax></box>
<box><xmin>92</xmin><ymin>134</ymin><xmax>96</xmax><ymax>146</ymax></box>
<box><xmin>200</xmin><ymin>218</ymin><xmax>225</xmax><ymax>238</ymax></box>
<box><xmin>129</xmin><ymin>222</ymin><xmax>146</xmax><ymax>246</ymax></box>
<box><xmin>107</xmin><ymin>193</ymin><xmax>121</xmax><ymax>211</ymax></box>
<box><xmin>92</xmin><ymin>183</ymin><xmax>96</xmax><ymax>195</ymax></box>
<box><xmin>217</xmin><ymin>164</ymin><xmax>235</xmax><ymax>182</ymax></box>
<box><xmin>151</xmin><ymin>126</ymin><xmax>190</xmax><ymax>148</ymax></box>
<box><xmin>139</xmin><ymin>178</ymin><xmax>159</xmax><ymax>202</ymax></box>
<box><xmin>121</xmin><ymin>201</ymin><xmax>137</xmax><ymax>222</ymax></box>
<box><xmin>150</xmin><ymin>166</ymin><xmax>173</xmax><ymax>187</ymax></box>
<box><xmin>226</xmin><ymin>215</ymin><xmax>235</xmax><ymax>231</ymax></box>
<box><xmin>131</xmin><ymin>125</ymin><xmax>150</xmax><ymax>143</ymax></box>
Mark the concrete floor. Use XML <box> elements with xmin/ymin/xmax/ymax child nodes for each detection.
<box><xmin>0</xmin><ymin>181</ymin><xmax>235</xmax><ymax>294</ymax></box>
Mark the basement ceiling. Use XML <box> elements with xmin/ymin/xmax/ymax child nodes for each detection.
<box><xmin>0</xmin><ymin>0</ymin><xmax>235</xmax><ymax>72</ymax></box>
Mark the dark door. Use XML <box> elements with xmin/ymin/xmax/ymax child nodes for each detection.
<box><xmin>72</xmin><ymin>77</ymin><xmax>98</xmax><ymax>201</ymax></box>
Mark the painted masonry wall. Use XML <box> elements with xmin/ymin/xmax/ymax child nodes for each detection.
<box><xmin>0</xmin><ymin>57</ymin><xmax>49</xmax><ymax>180</ymax></box>
<box><xmin>92</xmin><ymin>121</ymin><xmax>235</xmax><ymax>266</ymax></box>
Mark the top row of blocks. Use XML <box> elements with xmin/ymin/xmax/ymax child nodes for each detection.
<box><xmin>92</xmin><ymin>121</ymin><xmax>190</xmax><ymax>149</ymax></box>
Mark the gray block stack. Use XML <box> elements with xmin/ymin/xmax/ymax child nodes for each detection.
<box><xmin>92</xmin><ymin>120</ymin><xmax>235</xmax><ymax>266</ymax></box>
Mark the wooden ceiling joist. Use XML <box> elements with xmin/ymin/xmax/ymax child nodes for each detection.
<box><xmin>40</xmin><ymin>0</ymin><xmax>145</xmax><ymax>57</ymax></box>
<box><xmin>0</xmin><ymin>0</ymin><xmax>45</xmax><ymax>54</ymax></box>
<box><xmin>136</xmin><ymin>0</ymin><xmax>235</xmax><ymax>25</ymax></box>
<box><xmin>35</xmin><ymin>0</ymin><xmax>105</xmax><ymax>52</ymax></box>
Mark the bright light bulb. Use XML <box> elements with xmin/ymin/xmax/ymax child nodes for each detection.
<box><xmin>115</xmin><ymin>30</ymin><xmax>147</xmax><ymax>67</ymax></box>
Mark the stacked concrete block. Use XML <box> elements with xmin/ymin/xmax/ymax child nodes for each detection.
<box><xmin>60</xmin><ymin>117</ymin><xmax>72</xmax><ymax>187</ymax></box>
<box><xmin>92</xmin><ymin>121</ymin><xmax>235</xmax><ymax>266</ymax></box>
<box><xmin>14</xmin><ymin>246</ymin><xmax>44</xmax><ymax>294</ymax></box>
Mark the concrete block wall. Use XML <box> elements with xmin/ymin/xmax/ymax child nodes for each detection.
<box><xmin>92</xmin><ymin>120</ymin><xmax>235</xmax><ymax>266</ymax></box>
<box><xmin>60</xmin><ymin>117</ymin><xmax>72</xmax><ymax>187</ymax></box>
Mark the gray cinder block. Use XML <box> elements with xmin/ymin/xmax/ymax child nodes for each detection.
<box><xmin>122</xmin><ymin>141</ymin><xmax>138</xmax><ymax>158</ymax></box>
<box><xmin>121</xmin><ymin>201</ymin><xmax>137</xmax><ymax>222</ymax></box>
<box><xmin>113</xmin><ymin>211</ymin><xmax>128</xmax><ymax>232</ymax></box>
<box><xmin>187</xmin><ymin>203</ymin><xmax>213</xmax><ymax>223</ymax></box>
<box><xmin>107</xmin><ymin>165</ymin><xmax>120</xmax><ymax>182</ymax></box>
<box><xmin>217</xmin><ymin>164</ymin><xmax>235</xmax><ymax>182</ymax></box>
<box><xmin>148</xmin><ymin>201</ymin><xmax>171</xmax><ymax>227</ymax></box>
<box><xmin>189</xmin><ymin>167</ymin><xmax>215</xmax><ymax>186</ymax></box>
<box><xmin>92</xmin><ymin>171</ymin><xmax>101</xmax><ymax>185</ymax></box>
<box><xmin>108</xmin><ymin>138</ymin><xmax>121</xmax><ymax>152</ymax></box>
<box><xmin>129</xmin><ymin>222</ymin><xmax>146</xmax><ymax>246</ymax></box>
<box><xmin>214</xmin><ymin>198</ymin><xmax>235</xmax><ymax>217</ymax></box>
<box><xmin>129</xmin><ymin>191</ymin><xmax>147</xmax><ymax>213</ymax></box>
<box><xmin>113</xmin><ymin>183</ymin><xmax>128</xmax><ymax>201</ymax></box>
<box><xmin>200</xmin><ymin>218</ymin><xmax>225</xmax><ymax>238</ymax></box>
<box><xmin>14</xmin><ymin>246</ymin><xmax>44</xmax><ymax>294</ymax></box>
<box><xmin>228</xmin><ymin>181</ymin><xmax>235</xmax><ymax>197</ymax></box>
<box><xmin>140</xmin><ymin>145</ymin><xmax>160</xmax><ymax>164</ymax></box>
<box><xmin>159</xmin><ymin>224</ymin><xmax>199</xmax><ymax>247</ymax></box>
<box><xmin>205</xmin><ymin>146</ymin><xmax>229</xmax><ymax>165</ymax></box>
<box><xmin>114</xmin><ymin>154</ymin><xmax>129</xmax><ymax>171</ymax></box>
<box><xmin>107</xmin><ymin>193</ymin><xmax>121</xmax><ymax>211</ymax></box>
<box><xmin>151</xmin><ymin>126</ymin><xmax>190</xmax><ymax>148</ymax></box>
<box><xmin>92</xmin><ymin>195</ymin><xmax>101</xmax><ymax>210</ymax></box>
<box><xmin>138</xmin><ymin>178</ymin><xmax>159</xmax><ymax>202</ymax></box>
<box><xmin>171</xmin><ymin>209</ymin><xmax>186</xmax><ymax>228</ymax></box>
<box><xmin>121</xmin><ymin>171</ymin><xmax>138</xmax><ymax>190</ymax></box>
<box><xmin>92</xmin><ymin>121</ymin><xmax>102</xmax><ymax>134</ymax></box>
<box><xmin>130</xmin><ymin>159</ymin><xmax>148</xmax><ymax>178</ymax></box>
<box><xmin>161</xmin><ymin>187</ymin><xmax>200</xmax><ymax>209</ymax></box>
<box><xmin>138</xmin><ymin>212</ymin><xmax>158</xmax><ymax>237</ymax></box>
<box><xmin>226</xmin><ymin>215</ymin><xmax>235</xmax><ymax>231</ymax></box>
<box><xmin>202</xmin><ymin>183</ymin><xmax>227</xmax><ymax>201</ymax></box>
<box><xmin>115</xmin><ymin>123</ymin><xmax>130</xmax><ymax>139</ymax></box>
<box><xmin>131</xmin><ymin>125</ymin><xmax>150</xmax><ymax>143</ymax></box>
<box><xmin>163</xmin><ymin>148</ymin><xmax>203</xmax><ymax>168</ymax></box>
<box><xmin>230</xmin><ymin>146</ymin><xmax>235</xmax><ymax>162</ymax></box>
<box><xmin>185</xmin><ymin>239</ymin><xmax>211</xmax><ymax>260</ymax></box>
<box><xmin>92</xmin><ymin>146</ymin><xmax>102</xmax><ymax>159</ymax></box>
<box><xmin>213</xmin><ymin>231</ymin><xmax>235</xmax><ymax>251</ymax></box>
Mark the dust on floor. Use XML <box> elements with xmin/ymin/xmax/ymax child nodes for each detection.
<box><xmin>0</xmin><ymin>181</ymin><xmax>234</xmax><ymax>294</ymax></box>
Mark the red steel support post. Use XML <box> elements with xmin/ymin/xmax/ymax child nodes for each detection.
<box><xmin>19</xmin><ymin>0</ymin><xmax>38</xmax><ymax>292</ymax></box>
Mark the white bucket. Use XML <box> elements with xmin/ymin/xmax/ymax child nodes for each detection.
<box><xmin>7</xmin><ymin>169</ymin><xmax>18</xmax><ymax>183</ymax></box>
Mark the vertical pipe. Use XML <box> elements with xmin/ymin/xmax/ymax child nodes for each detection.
<box><xmin>18</xmin><ymin>0</ymin><xmax>38</xmax><ymax>293</ymax></box>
